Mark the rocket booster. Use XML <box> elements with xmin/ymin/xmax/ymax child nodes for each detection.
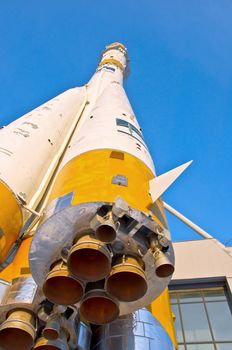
<box><xmin>0</xmin><ymin>87</ymin><xmax>86</xmax><ymax>264</ymax></box>
<box><xmin>0</xmin><ymin>42</ymin><xmax>191</xmax><ymax>349</ymax></box>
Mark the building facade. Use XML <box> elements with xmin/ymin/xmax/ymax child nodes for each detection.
<box><xmin>170</xmin><ymin>238</ymin><xmax>232</xmax><ymax>350</ymax></box>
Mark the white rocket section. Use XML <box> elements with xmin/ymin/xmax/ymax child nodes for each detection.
<box><xmin>0</xmin><ymin>87</ymin><xmax>86</xmax><ymax>211</ymax></box>
<box><xmin>74</xmin><ymin>44</ymin><xmax>127</xmax><ymax>131</ymax></box>
<box><xmin>59</xmin><ymin>45</ymin><xmax>155</xmax><ymax>173</ymax></box>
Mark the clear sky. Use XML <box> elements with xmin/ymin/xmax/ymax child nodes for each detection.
<box><xmin>0</xmin><ymin>1</ymin><xmax>231</xmax><ymax>244</ymax></box>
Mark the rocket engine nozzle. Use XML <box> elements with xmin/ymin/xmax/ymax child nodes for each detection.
<box><xmin>67</xmin><ymin>234</ymin><xmax>111</xmax><ymax>282</ymax></box>
<box><xmin>153</xmin><ymin>249</ymin><xmax>174</xmax><ymax>278</ymax></box>
<box><xmin>106</xmin><ymin>256</ymin><xmax>148</xmax><ymax>302</ymax></box>
<box><xmin>43</xmin><ymin>261</ymin><xmax>84</xmax><ymax>305</ymax></box>
<box><xmin>92</xmin><ymin>211</ymin><xmax>117</xmax><ymax>243</ymax></box>
<box><xmin>0</xmin><ymin>309</ymin><xmax>36</xmax><ymax>350</ymax></box>
<box><xmin>42</xmin><ymin>315</ymin><xmax>61</xmax><ymax>340</ymax></box>
<box><xmin>95</xmin><ymin>222</ymin><xmax>116</xmax><ymax>244</ymax></box>
<box><xmin>80</xmin><ymin>281</ymin><xmax>119</xmax><ymax>325</ymax></box>
<box><xmin>34</xmin><ymin>329</ymin><xmax>68</xmax><ymax>350</ymax></box>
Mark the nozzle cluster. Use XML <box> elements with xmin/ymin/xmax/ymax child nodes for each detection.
<box><xmin>40</xmin><ymin>209</ymin><xmax>148</xmax><ymax>325</ymax></box>
<box><xmin>40</xmin><ymin>206</ymin><xmax>174</xmax><ymax>327</ymax></box>
<box><xmin>42</xmin><ymin>229</ymin><xmax>148</xmax><ymax>325</ymax></box>
<box><xmin>0</xmin><ymin>306</ymin><xmax>89</xmax><ymax>350</ymax></box>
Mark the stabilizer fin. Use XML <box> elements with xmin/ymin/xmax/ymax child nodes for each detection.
<box><xmin>149</xmin><ymin>161</ymin><xmax>193</xmax><ymax>203</ymax></box>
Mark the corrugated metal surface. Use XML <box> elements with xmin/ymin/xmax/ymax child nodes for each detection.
<box><xmin>91</xmin><ymin>308</ymin><xmax>173</xmax><ymax>350</ymax></box>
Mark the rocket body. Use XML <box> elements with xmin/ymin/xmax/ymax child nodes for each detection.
<box><xmin>30</xmin><ymin>42</ymin><xmax>174</xmax><ymax>314</ymax></box>
<box><xmin>0</xmin><ymin>43</ymin><xmax>177</xmax><ymax>350</ymax></box>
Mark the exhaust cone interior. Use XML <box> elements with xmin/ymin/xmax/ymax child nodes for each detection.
<box><xmin>0</xmin><ymin>309</ymin><xmax>35</xmax><ymax>350</ymax></box>
<box><xmin>95</xmin><ymin>224</ymin><xmax>116</xmax><ymax>243</ymax></box>
<box><xmin>43</xmin><ymin>261</ymin><xmax>84</xmax><ymax>305</ymax></box>
<box><xmin>106</xmin><ymin>256</ymin><xmax>147</xmax><ymax>302</ymax></box>
<box><xmin>156</xmin><ymin>263</ymin><xmax>174</xmax><ymax>278</ymax></box>
<box><xmin>43</xmin><ymin>328</ymin><xmax>59</xmax><ymax>341</ymax></box>
<box><xmin>67</xmin><ymin>234</ymin><xmax>111</xmax><ymax>281</ymax></box>
<box><xmin>80</xmin><ymin>290</ymin><xmax>119</xmax><ymax>325</ymax></box>
<box><xmin>34</xmin><ymin>344</ymin><xmax>61</xmax><ymax>350</ymax></box>
<box><xmin>153</xmin><ymin>250</ymin><xmax>174</xmax><ymax>278</ymax></box>
<box><xmin>43</xmin><ymin>316</ymin><xmax>61</xmax><ymax>340</ymax></box>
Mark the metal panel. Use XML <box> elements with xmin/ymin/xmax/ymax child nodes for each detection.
<box><xmin>0</xmin><ymin>279</ymin><xmax>10</xmax><ymax>304</ymax></box>
<box><xmin>91</xmin><ymin>308</ymin><xmax>173</xmax><ymax>350</ymax></box>
<box><xmin>76</xmin><ymin>322</ymin><xmax>92</xmax><ymax>350</ymax></box>
<box><xmin>0</xmin><ymin>276</ymin><xmax>40</xmax><ymax>322</ymax></box>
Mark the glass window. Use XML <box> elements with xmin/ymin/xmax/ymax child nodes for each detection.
<box><xmin>216</xmin><ymin>344</ymin><xmax>232</xmax><ymax>350</ymax></box>
<box><xmin>178</xmin><ymin>291</ymin><xmax>203</xmax><ymax>303</ymax></box>
<box><xmin>170</xmin><ymin>287</ymin><xmax>232</xmax><ymax>349</ymax></box>
<box><xmin>170</xmin><ymin>292</ymin><xmax>178</xmax><ymax>303</ymax></box>
<box><xmin>186</xmin><ymin>345</ymin><xmax>214</xmax><ymax>350</ymax></box>
<box><xmin>172</xmin><ymin>304</ymin><xmax>184</xmax><ymax>342</ymax></box>
<box><xmin>203</xmin><ymin>289</ymin><xmax>226</xmax><ymax>301</ymax></box>
<box><xmin>206</xmin><ymin>302</ymin><xmax>232</xmax><ymax>341</ymax></box>
<box><xmin>178</xmin><ymin>346</ymin><xmax>185</xmax><ymax>350</ymax></box>
<box><xmin>181</xmin><ymin>303</ymin><xmax>212</xmax><ymax>342</ymax></box>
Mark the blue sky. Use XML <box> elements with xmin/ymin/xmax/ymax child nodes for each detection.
<box><xmin>0</xmin><ymin>1</ymin><xmax>231</xmax><ymax>244</ymax></box>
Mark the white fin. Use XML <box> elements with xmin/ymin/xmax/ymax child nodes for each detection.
<box><xmin>149</xmin><ymin>161</ymin><xmax>193</xmax><ymax>202</ymax></box>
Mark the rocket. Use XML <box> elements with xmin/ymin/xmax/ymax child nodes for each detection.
<box><xmin>0</xmin><ymin>42</ymin><xmax>192</xmax><ymax>350</ymax></box>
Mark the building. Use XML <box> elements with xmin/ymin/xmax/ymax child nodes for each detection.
<box><xmin>170</xmin><ymin>237</ymin><xmax>232</xmax><ymax>350</ymax></box>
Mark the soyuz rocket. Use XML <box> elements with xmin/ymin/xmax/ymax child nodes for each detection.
<box><xmin>0</xmin><ymin>42</ymin><xmax>192</xmax><ymax>350</ymax></box>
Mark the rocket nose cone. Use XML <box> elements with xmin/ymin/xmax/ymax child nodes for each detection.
<box><xmin>67</xmin><ymin>235</ymin><xmax>111</xmax><ymax>282</ymax></box>
<box><xmin>106</xmin><ymin>42</ymin><xmax>126</xmax><ymax>50</ymax></box>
